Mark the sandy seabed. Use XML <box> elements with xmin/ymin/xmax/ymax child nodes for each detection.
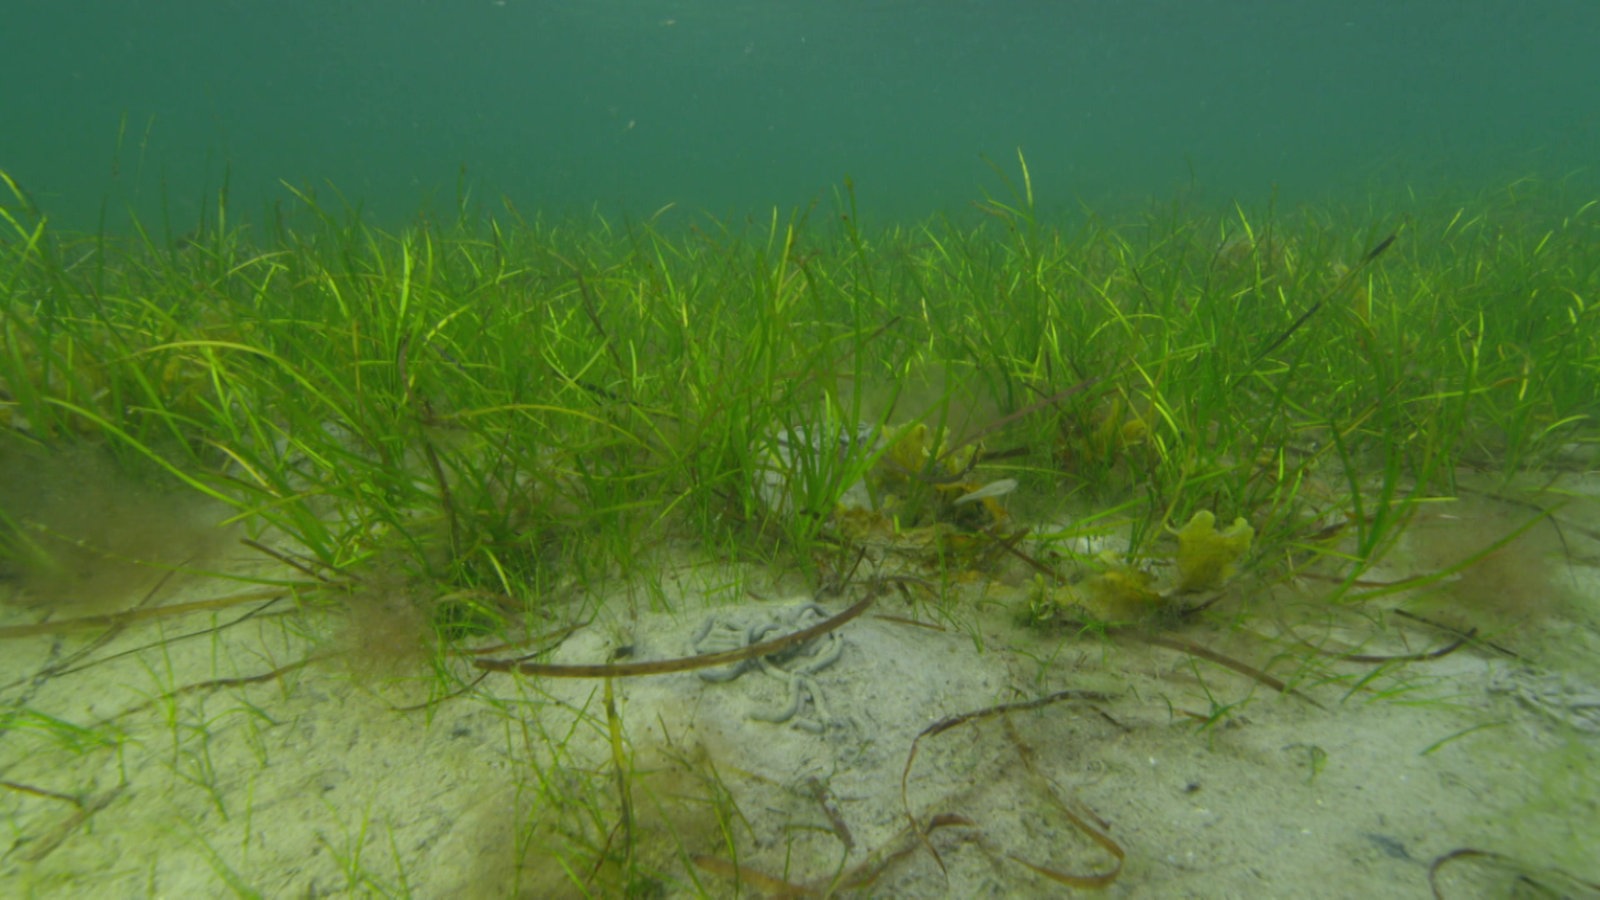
<box><xmin>3</xmin><ymin>470</ymin><xmax>1598</xmax><ymax>899</ymax></box>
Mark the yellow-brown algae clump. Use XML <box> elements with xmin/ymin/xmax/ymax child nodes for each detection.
<box><xmin>1175</xmin><ymin>510</ymin><xmax>1254</xmax><ymax>592</ymax></box>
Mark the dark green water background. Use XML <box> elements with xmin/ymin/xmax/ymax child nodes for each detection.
<box><xmin>5</xmin><ymin>0</ymin><xmax>1596</xmax><ymax>231</ymax></box>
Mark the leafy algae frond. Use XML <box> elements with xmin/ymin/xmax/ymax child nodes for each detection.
<box><xmin>1175</xmin><ymin>511</ymin><xmax>1255</xmax><ymax>592</ymax></box>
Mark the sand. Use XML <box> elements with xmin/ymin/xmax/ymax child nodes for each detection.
<box><xmin>2</xmin><ymin>471</ymin><xmax>1598</xmax><ymax>898</ymax></box>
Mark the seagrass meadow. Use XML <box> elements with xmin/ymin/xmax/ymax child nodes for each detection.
<box><xmin>3</xmin><ymin>167</ymin><xmax>1599</xmax><ymax>897</ymax></box>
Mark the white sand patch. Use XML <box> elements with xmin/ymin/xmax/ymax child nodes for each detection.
<box><xmin>2</xmin><ymin>473</ymin><xmax>1598</xmax><ymax>897</ymax></box>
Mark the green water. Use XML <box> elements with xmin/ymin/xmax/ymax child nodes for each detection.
<box><xmin>5</xmin><ymin>0</ymin><xmax>1597</xmax><ymax>230</ymax></box>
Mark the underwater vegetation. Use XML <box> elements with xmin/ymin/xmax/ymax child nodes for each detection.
<box><xmin>2</xmin><ymin>161</ymin><xmax>1599</xmax><ymax>896</ymax></box>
